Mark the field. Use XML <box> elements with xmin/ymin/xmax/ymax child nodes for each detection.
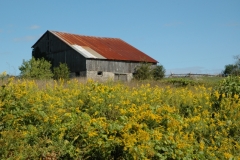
<box><xmin>0</xmin><ymin>77</ymin><xmax>240</xmax><ymax>159</ymax></box>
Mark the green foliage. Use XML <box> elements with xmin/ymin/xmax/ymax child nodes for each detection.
<box><xmin>197</xmin><ymin>76</ymin><xmax>224</xmax><ymax>87</ymax></box>
<box><xmin>222</xmin><ymin>55</ymin><xmax>240</xmax><ymax>76</ymax></box>
<box><xmin>134</xmin><ymin>63</ymin><xmax>165</xmax><ymax>80</ymax></box>
<box><xmin>152</xmin><ymin>65</ymin><xmax>165</xmax><ymax>80</ymax></box>
<box><xmin>19</xmin><ymin>57</ymin><xmax>53</xmax><ymax>79</ymax></box>
<box><xmin>164</xmin><ymin>78</ymin><xmax>199</xmax><ymax>86</ymax></box>
<box><xmin>223</xmin><ymin>64</ymin><xmax>236</xmax><ymax>75</ymax></box>
<box><xmin>53</xmin><ymin>63</ymin><xmax>70</xmax><ymax>80</ymax></box>
<box><xmin>222</xmin><ymin>64</ymin><xmax>240</xmax><ymax>76</ymax></box>
<box><xmin>216</xmin><ymin>76</ymin><xmax>240</xmax><ymax>97</ymax></box>
<box><xmin>134</xmin><ymin>62</ymin><xmax>153</xmax><ymax>80</ymax></box>
<box><xmin>211</xmin><ymin>76</ymin><xmax>240</xmax><ymax>110</ymax></box>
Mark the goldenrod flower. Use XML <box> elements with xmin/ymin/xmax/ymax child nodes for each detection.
<box><xmin>223</xmin><ymin>152</ymin><xmax>232</xmax><ymax>159</ymax></box>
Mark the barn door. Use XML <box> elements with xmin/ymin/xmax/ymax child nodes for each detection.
<box><xmin>114</xmin><ymin>74</ymin><xmax>127</xmax><ymax>81</ymax></box>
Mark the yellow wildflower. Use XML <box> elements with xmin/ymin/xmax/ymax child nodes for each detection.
<box><xmin>214</xmin><ymin>91</ymin><xmax>220</xmax><ymax>99</ymax></box>
<box><xmin>88</xmin><ymin>131</ymin><xmax>98</xmax><ymax>137</ymax></box>
<box><xmin>223</xmin><ymin>152</ymin><xmax>232</xmax><ymax>159</ymax></box>
<box><xmin>199</xmin><ymin>141</ymin><xmax>205</xmax><ymax>151</ymax></box>
<box><xmin>234</xmin><ymin>94</ymin><xmax>239</xmax><ymax>99</ymax></box>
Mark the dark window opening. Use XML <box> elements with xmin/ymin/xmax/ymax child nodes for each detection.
<box><xmin>97</xmin><ymin>71</ymin><xmax>103</xmax><ymax>76</ymax></box>
<box><xmin>75</xmin><ymin>72</ymin><xmax>80</xmax><ymax>77</ymax></box>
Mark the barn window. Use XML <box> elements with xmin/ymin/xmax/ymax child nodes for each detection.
<box><xmin>75</xmin><ymin>72</ymin><xmax>80</xmax><ymax>77</ymax></box>
<box><xmin>97</xmin><ymin>71</ymin><xmax>103</xmax><ymax>76</ymax></box>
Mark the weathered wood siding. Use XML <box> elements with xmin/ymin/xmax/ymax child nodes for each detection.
<box><xmin>32</xmin><ymin>31</ymin><xmax>86</xmax><ymax>72</ymax></box>
<box><xmin>86</xmin><ymin>59</ymin><xmax>153</xmax><ymax>73</ymax></box>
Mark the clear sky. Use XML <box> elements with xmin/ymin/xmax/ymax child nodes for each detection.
<box><xmin>0</xmin><ymin>0</ymin><xmax>239</xmax><ymax>76</ymax></box>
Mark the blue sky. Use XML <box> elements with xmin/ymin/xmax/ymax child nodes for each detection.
<box><xmin>0</xmin><ymin>0</ymin><xmax>239</xmax><ymax>76</ymax></box>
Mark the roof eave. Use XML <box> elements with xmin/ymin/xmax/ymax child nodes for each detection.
<box><xmin>86</xmin><ymin>58</ymin><xmax>158</xmax><ymax>63</ymax></box>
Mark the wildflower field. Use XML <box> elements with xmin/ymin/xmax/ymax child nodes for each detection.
<box><xmin>0</xmin><ymin>78</ymin><xmax>240</xmax><ymax>159</ymax></box>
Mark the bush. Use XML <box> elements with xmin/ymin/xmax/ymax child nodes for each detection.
<box><xmin>53</xmin><ymin>63</ymin><xmax>70</xmax><ymax>80</ymax></box>
<box><xmin>19</xmin><ymin>57</ymin><xmax>53</xmax><ymax>79</ymax></box>
<box><xmin>134</xmin><ymin>63</ymin><xmax>166</xmax><ymax>81</ymax></box>
<box><xmin>134</xmin><ymin>63</ymin><xmax>153</xmax><ymax>80</ymax></box>
<box><xmin>153</xmin><ymin>65</ymin><xmax>165</xmax><ymax>80</ymax></box>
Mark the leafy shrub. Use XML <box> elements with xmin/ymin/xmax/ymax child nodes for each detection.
<box><xmin>134</xmin><ymin>62</ymin><xmax>153</xmax><ymax>80</ymax></box>
<box><xmin>134</xmin><ymin>63</ymin><xmax>166</xmax><ymax>80</ymax></box>
<box><xmin>152</xmin><ymin>65</ymin><xmax>165</xmax><ymax>80</ymax></box>
<box><xmin>19</xmin><ymin>57</ymin><xmax>53</xmax><ymax>79</ymax></box>
<box><xmin>53</xmin><ymin>63</ymin><xmax>70</xmax><ymax>80</ymax></box>
<box><xmin>216</xmin><ymin>76</ymin><xmax>240</xmax><ymax>97</ymax></box>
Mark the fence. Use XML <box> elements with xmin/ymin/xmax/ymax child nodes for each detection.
<box><xmin>167</xmin><ymin>73</ymin><xmax>221</xmax><ymax>78</ymax></box>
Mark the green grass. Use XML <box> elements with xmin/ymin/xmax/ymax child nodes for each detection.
<box><xmin>161</xmin><ymin>76</ymin><xmax>224</xmax><ymax>87</ymax></box>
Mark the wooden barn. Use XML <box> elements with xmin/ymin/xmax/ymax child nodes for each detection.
<box><xmin>32</xmin><ymin>30</ymin><xmax>158</xmax><ymax>81</ymax></box>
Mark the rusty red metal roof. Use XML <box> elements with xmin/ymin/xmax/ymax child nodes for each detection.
<box><xmin>41</xmin><ymin>30</ymin><xmax>158</xmax><ymax>63</ymax></box>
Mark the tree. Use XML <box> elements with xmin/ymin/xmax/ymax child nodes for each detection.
<box><xmin>232</xmin><ymin>55</ymin><xmax>240</xmax><ymax>75</ymax></box>
<box><xmin>19</xmin><ymin>57</ymin><xmax>53</xmax><ymax>79</ymax></box>
<box><xmin>53</xmin><ymin>63</ymin><xmax>70</xmax><ymax>80</ymax></box>
<box><xmin>133</xmin><ymin>63</ymin><xmax>153</xmax><ymax>80</ymax></box>
<box><xmin>152</xmin><ymin>64</ymin><xmax>165</xmax><ymax>80</ymax></box>
<box><xmin>223</xmin><ymin>64</ymin><xmax>237</xmax><ymax>75</ymax></box>
<box><xmin>222</xmin><ymin>55</ymin><xmax>240</xmax><ymax>76</ymax></box>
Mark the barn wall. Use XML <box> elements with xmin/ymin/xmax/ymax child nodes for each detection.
<box><xmin>86</xmin><ymin>59</ymin><xmax>154</xmax><ymax>73</ymax></box>
<box><xmin>32</xmin><ymin>31</ymin><xmax>87</xmax><ymax>73</ymax></box>
<box><xmin>85</xmin><ymin>59</ymin><xmax>156</xmax><ymax>81</ymax></box>
<box><xmin>85</xmin><ymin>71</ymin><xmax>133</xmax><ymax>82</ymax></box>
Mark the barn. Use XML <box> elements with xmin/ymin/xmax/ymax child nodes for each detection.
<box><xmin>32</xmin><ymin>30</ymin><xmax>158</xmax><ymax>81</ymax></box>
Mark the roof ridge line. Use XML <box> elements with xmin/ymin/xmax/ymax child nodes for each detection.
<box><xmin>50</xmin><ymin>30</ymin><xmax>119</xmax><ymax>39</ymax></box>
